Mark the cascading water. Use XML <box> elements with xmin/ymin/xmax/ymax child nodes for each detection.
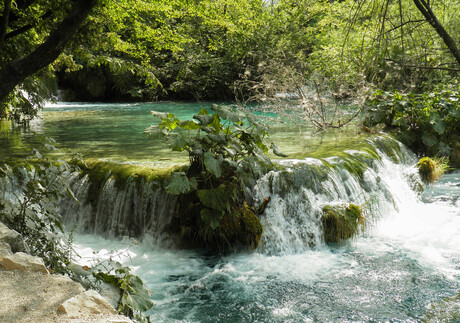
<box><xmin>65</xmin><ymin>135</ymin><xmax>459</xmax><ymax>322</ymax></box>
<box><xmin>2</xmin><ymin>132</ymin><xmax>458</xmax><ymax>321</ymax></box>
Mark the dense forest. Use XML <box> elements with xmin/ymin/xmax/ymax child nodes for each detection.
<box><xmin>1</xmin><ymin>0</ymin><xmax>458</xmax><ymax>103</ymax></box>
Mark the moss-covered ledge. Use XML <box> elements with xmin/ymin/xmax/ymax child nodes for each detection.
<box><xmin>322</xmin><ymin>203</ymin><xmax>366</xmax><ymax>245</ymax></box>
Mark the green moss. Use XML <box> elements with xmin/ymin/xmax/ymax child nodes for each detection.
<box><xmin>71</xmin><ymin>159</ymin><xmax>186</xmax><ymax>207</ymax></box>
<box><xmin>416</xmin><ymin>157</ymin><xmax>448</xmax><ymax>183</ymax></box>
<box><xmin>322</xmin><ymin>203</ymin><xmax>365</xmax><ymax>244</ymax></box>
<box><xmin>238</xmin><ymin>202</ymin><xmax>264</xmax><ymax>250</ymax></box>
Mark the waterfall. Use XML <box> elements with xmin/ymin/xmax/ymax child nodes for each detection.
<box><xmin>61</xmin><ymin>172</ymin><xmax>178</xmax><ymax>248</ymax></box>
<box><xmin>253</xmin><ymin>136</ymin><xmax>419</xmax><ymax>254</ymax></box>
<box><xmin>59</xmin><ymin>135</ymin><xmax>421</xmax><ymax>254</ymax></box>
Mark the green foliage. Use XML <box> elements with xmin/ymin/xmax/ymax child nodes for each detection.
<box><xmin>322</xmin><ymin>203</ymin><xmax>366</xmax><ymax>244</ymax></box>
<box><xmin>364</xmin><ymin>87</ymin><xmax>460</xmax><ymax>161</ymax></box>
<box><xmin>93</xmin><ymin>264</ymin><xmax>153</xmax><ymax>321</ymax></box>
<box><xmin>416</xmin><ymin>157</ymin><xmax>449</xmax><ymax>184</ymax></box>
<box><xmin>148</xmin><ymin>104</ymin><xmax>282</xmax><ymax>250</ymax></box>
<box><xmin>0</xmin><ymin>153</ymin><xmax>77</xmax><ymax>274</ymax></box>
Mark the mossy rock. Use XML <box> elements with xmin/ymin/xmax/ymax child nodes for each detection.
<box><xmin>416</xmin><ymin>157</ymin><xmax>447</xmax><ymax>184</ymax></box>
<box><xmin>174</xmin><ymin>199</ymin><xmax>263</xmax><ymax>251</ymax></box>
<box><xmin>423</xmin><ymin>292</ymin><xmax>460</xmax><ymax>322</ymax></box>
<box><xmin>71</xmin><ymin>159</ymin><xmax>186</xmax><ymax>207</ymax></box>
<box><xmin>322</xmin><ymin>203</ymin><xmax>365</xmax><ymax>244</ymax></box>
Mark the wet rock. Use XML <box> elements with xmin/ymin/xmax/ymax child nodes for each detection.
<box><xmin>0</xmin><ymin>252</ymin><xmax>49</xmax><ymax>273</ymax></box>
<box><xmin>0</xmin><ymin>222</ymin><xmax>30</xmax><ymax>253</ymax></box>
<box><xmin>57</xmin><ymin>290</ymin><xmax>117</xmax><ymax>318</ymax></box>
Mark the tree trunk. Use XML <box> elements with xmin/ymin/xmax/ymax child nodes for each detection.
<box><xmin>0</xmin><ymin>0</ymin><xmax>98</xmax><ymax>103</ymax></box>
<box><xmin>412</xmin><ymin>0</ymin><xmax>460</xmax><ymax>66</ymax></box>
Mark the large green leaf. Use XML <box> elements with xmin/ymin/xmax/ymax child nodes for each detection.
<box><xmin>422</xmin><ymin>132</ymin><xmax>438</xmax><ymax>147</ymax></box>
<box><xmin>143</xmin><ymin>125</ymin><xmax>166</xmax><ymax>139</ymax></box>
<box><xmin>122</xmin><ymin>275</ymin><xmax>153</xmax><ymax>312</ymax></box>
<box><xmin>432</xmin><ymin>120</ymin><xmax>446</xmax><ymax>135</ymax></box>
<box><xmin>165</xmin><ymin>172</ymin><xmax>194</xmax><ymax>195</ymax></box>
<box><xmin>200</xmin><ymin>208</ymin><xmax>222</xmax><ymax>229</ymax></box>
<box><xmin>197</xmin><ymin>185</ymin><xmax>229</xmax><ymax>211</ymax></box>
<box><xmin>178</xmin><ymin>120</ymin><xmax>200</xmax><ymax>130</ymax></box>
<box><xmin>171</xmin><ymin>135</ymin><xmax>188</xmax><ymax>152</ymax></box>
<box><xmin>204</xmin><ymin>152</ymin><xmax>223</xmax><ymax>178</ymax></box>
<box><xmin>270</xmin><ymin>143</ymin><xmax>288</xmax><ymax>157</ymax></box>
<box><xmin>193</xmin><ymin>114</ymin><xmax>214</xmax><ymax>126</ymax></box>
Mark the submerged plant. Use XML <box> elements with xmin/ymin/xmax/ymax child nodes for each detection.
<box><xmin>322</xmin><ymin>203</ymin><xmax>366</xmax><ymax>244</ymax></box>
<box><xmin>145</xmin><ymin>104</ymin><xmax>284</xmax><ymax>250</ymax></box>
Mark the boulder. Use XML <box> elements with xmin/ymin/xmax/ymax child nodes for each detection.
<box><xmin>0</xmin><ymin>252</ymin><xmax>49</xmax><ymax>274</ymax></box>
<box><xmin>0</xmin><ymin>222</ymin><xmax>30</xmax><ymax>253</ymax></box>
<box><xmin>57</xmin><ymin>290</ymin><xmax>117</xmax><ymax>318</ymax></box>
<box><xmin>0</xmin><ymin>241</ymin><xmax>12</xmax><ymax>256</ymax></box>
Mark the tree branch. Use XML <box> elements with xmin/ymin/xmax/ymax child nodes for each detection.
<box><xmin>385</xmin><ymin>19</ymin><xmax>426</xmax><ymax>34</ymax></box>
<box><xmin>0</xmin><ymin>0</ymin><xmax>98</xmax><ymax>102</ymax></box>
<box><xmin>4</xmin><ymin>10</ymin><xmax>53</xmax><ymax>40</ymax></box>
<box><xmin>412</xmin><ymin>0</ymin><xmax>460</xmax><ymax>66</ymax></box>
<box><xmin>0</xmin><ymin>0</ymin><xmax>12</xmax><ymax>50</ymax></box>
<box><xmin>385</xmin><ymin>58</ymin><xmax>460</xmax><ymax>71</ymax></box>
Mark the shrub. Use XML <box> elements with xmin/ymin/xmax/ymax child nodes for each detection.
<box><xmin>146</xmin><ymin>104</ymin><xmax>284</xmax><ymax>250</ymax></box>
<box><xmin>363</xmin><ymin>88</ymin><xmax>460</xmax><ymax>164</ymax></box>
<box><xmin>416</xmin><ymin>157</ymin><xmax>449</xmax><ymax>183</ymax></box>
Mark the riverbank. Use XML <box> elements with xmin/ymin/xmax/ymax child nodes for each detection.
<box><xmin>0</xmin><ymin>222</ymin><xmax>131</xmax><ymax>323</ymax></box>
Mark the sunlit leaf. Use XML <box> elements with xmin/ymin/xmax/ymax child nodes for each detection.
<box><xmin>270</xmin><ymin>143</ymin><xmax>288</xmax><ymax>157</ymax></box>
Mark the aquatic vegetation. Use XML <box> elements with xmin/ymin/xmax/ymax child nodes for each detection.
<box><xmin>423</xmin><ymin>292</ymin><xmax>460</xmax><ymax>322</ymax></box>
<box><xmin>147</xmin><ymin>104</ymin><xmax>283</xmax><ymax>251</ymax></box>
<box><xmin>71</xmin><ymin>158</ymin><xmax>185</xmax><ymax>207</ymax></box>
<box><xmin>322</xmin><ymin>203</ymin><xmax>365</xmax><ymax>244</ymax></box>
<box><xmin>416</xmin><ymin>157</ymin><xmax>449</xmax><ymax>184</ymax></box>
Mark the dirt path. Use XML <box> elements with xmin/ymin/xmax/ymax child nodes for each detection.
<box><xmin>0</xmin><ymin>269</ymin><xmax>130</xmax><ymax>323</ymax></box>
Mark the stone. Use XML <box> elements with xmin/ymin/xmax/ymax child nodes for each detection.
<box><xmin>0</xmin><ymin>222</ymin><xmax>30</xmax><ymax>253</ymax></box>
<box><xmin>0</xmin><ymin>241</ymin><xmax>12</xmax><ymax>256</ymax></box>
<box><xmin>0</xmin><ymin>252</ymin><xmax>49</xmax><ymax>274</ymax></box>
<box><xmin>57</xmin><ymin>290</ymin><xmax>117</xmax><ymax>318</ymax></box>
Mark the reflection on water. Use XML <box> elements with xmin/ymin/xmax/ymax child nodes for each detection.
<box><xmin>27</xmin><ymin>102</ymin><xmax>373</xmax><ymax>163</ymax></box>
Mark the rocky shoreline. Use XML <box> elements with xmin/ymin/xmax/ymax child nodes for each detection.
<box><xmin>0</xmin><ymin>222</ymin><xmax>131</xmax><ymax>323</ymax></box>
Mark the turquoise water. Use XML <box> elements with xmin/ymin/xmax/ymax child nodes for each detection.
<box><xmin>30</xmin><ymin>102</ymin><xmax>371</xmax><ymax>163</ymax></box>
<box><xmin>14</xmin><ymin>101</ymin><xmax>458</xmax><ymax>321</ymax></box>
<box><xmin>72</xmin><ymin>163</ymin><xmax>460</xmax><ymax>322</ymax></box>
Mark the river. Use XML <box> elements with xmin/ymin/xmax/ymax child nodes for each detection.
<box><xmin>10</xmin><ymin>102</ymin><xmax>460</xmax><ymax>321</ymax></box>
